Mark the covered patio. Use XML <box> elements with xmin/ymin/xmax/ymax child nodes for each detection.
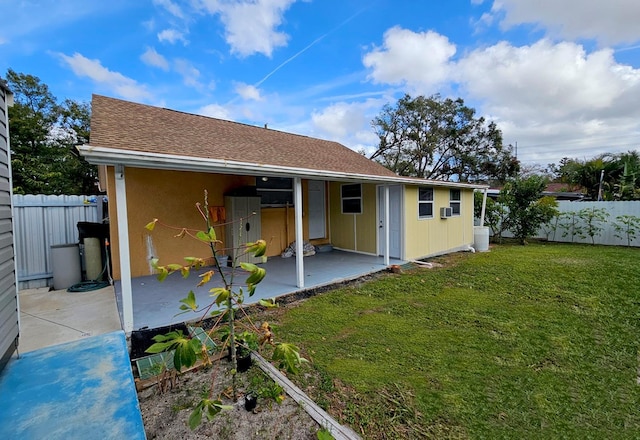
<box><xmin>114</xmin><ymin>250</ymin><xmax>405</xmax><ymax>331</ymax></box>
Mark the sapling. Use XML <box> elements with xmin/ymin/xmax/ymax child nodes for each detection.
<box><xmin>613</xmin><ymin>214</ymin><xmax>640</xmax><ymax>246</ymax></box>
<box><xmin>144</xmin><ymin>190</ymin><xmax>307</xmax><ymax>428</ymax></box>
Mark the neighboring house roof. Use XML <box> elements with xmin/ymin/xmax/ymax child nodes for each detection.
<box><xmin>80</xmin><ymin>95</ymin><xmax>485</xmax><ymax>189</ymax></box>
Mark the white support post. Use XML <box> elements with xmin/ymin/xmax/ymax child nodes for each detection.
<box><xmin>294</xmin><ymin>177</ymin><xmax>304</xmax><ymax>288</ymax></box>
<box><xmin>480</xmin><ymin>188</ymin><xmax>488</xmax><ymax>227</ymax></box>
<box><xmin>115</xmin><ymin>164</ymin><xmax>134</xmax><ymax>334</ymax></box>
<box><xmin>384</xmin><ymin>185</ymin><xmax>390</xmax><ymax>266</ymax></box>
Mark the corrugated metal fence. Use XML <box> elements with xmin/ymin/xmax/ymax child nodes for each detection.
<box><xmin>13</xmin><ymin>195</ymin><xmax>105</xmax><ymax>290</ymax></box>
<box><xmin>543</xmin><ymin>201</ymin><xmax>640</xmax><ymax>246</ymax></box>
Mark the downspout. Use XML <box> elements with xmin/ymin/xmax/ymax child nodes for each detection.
<box><xmin>115</xmin><ymin>164</ymin><xmax>134</xmax><ymax>334</ymax></box>
<box><xmin>294</xmin><ymin>178</ymin><xmax>304</xmax><ymax>288</ymax></box>
<box><xmin>480</xmin><ymin>188</ymin><xmax>488</xmax><ymax>227</ymax></box>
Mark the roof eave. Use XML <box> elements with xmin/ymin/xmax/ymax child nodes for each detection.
<box><xmin>78</xmin><ymin>145</ymin><xmax>488</xmax><ymax>189</ymax></box>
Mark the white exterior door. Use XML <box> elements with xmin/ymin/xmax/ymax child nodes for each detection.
<box><xmin>308</xmin><ymin>180</ymin><xmax>326</xmax><ymax>239</ymax></box>
<box><xmin>378</xmin><ymin>185</ymin><xmax>402</xmax><ymax>259</ymax></box>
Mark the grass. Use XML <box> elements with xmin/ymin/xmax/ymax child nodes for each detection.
<box><xmin>266</xmin><ymin>242</ymin><xmax>640</xmax><ymax>439</ymax></box>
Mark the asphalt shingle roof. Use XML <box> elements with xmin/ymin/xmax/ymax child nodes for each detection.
<box><xmin>89</xmin><ymin>95</ymin><xmax>397</xmax><ymax>178</ymax></box>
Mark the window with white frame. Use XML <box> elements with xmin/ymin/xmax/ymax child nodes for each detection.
<box><xmin>418</xmin><ymin>187</ymin><xmax>433</xmax><ymax>218</ymax></box>
<box><xmin>256</xmin><ymin>177</ymin><xmax>293</xmax><ymax>206</ymax></box>
<box><xmin>450</xmin><ymin>189</ymin><xmax>461</xmax><ymax>215</ymax></box>
<box><xmin>341</xmin><ymin>183</ymin><xmax>362</xmax><ymax>214</ymax></box>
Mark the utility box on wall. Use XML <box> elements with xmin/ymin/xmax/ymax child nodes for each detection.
<box><xmin>224</xmin><ymin>196</ymin><xmax>262</xmax><ymax>266</ymax></box>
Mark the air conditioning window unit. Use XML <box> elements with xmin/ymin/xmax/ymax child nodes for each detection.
<box><xmin>440</xmin><ymin>207</ymin><xmax>452</xmax><ymax>219</ymax></box>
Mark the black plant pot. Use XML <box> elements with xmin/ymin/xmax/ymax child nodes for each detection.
<box><xmin>244</xmin><ymin>392</ymin><xmax>257</xmax><ymax>411</ymax></box>
<box><xmin>237</xmin><ymin>352</ymin><xmax>252</xmax><ymax>372</ymax></box>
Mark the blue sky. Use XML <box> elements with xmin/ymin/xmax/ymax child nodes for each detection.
<box><xmin>2</xmin><ymin>0</ymin><xmax>640</xmax><ymax>168</ymax></box>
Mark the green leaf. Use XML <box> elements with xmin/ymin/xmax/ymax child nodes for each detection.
<box><xmin>184</xmin><ymin>257</ymin><xmax>205</xmax><ymax>269</ymax></box>
<box><xmin>317</xmin><ymin>428</ymin><xmax>335</xmax><ymax>440</ymax></box>
<box><xmin>178</xmin><ymin>290</ymin><xmax>198</xmax><ymax>312</ymax></box>
<box><xmin>188</xmin><ymin>402</ymin><xmax>203</xmax><ymax>430</ymax></box>
<box><xmin>145</xmin><ymin>340</ymin><xmax>175</xmax><ymax>354</ymax></box>
<box><xmin>196</xmin><ymin>227</ymin><xmax>219</xmax><ymax>243</ymax></box>
<box><xmin>241</xmin><ymin>263</ymin><xmax>266</xmax><ymax>285</ymax></box>
<box><xmin>272</xmin><ymin>342</ymin><xmax>308</xmax><ymax>375</ymax></box>
<box><xmin>156</xmin><ymin>266</ymin><xmax>169</xmax><ymax>282</ymax></box>
<box><xmin>246</xmin><ymin>239</ymin><xmax>267</xmax><ymax>257</ymax></box>
<box><xmin>209</xmin><ymin>287</ymin><xmax>230</xmax><ymax>306</ymax></box>
<box><xmin>258</xmin><ymin>298</ymin><xmax>278</xmax><ymax>308</ymax></box>
<box><xmin>142</xmin><ymin>330</ymin><xmax>198</xmax><ymax>371</ymax></box>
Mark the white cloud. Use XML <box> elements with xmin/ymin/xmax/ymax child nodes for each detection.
<box><xmin>455</xmin><ymin>39</ymin><xmax>640</xmax><ymax>162</ymax></box>
<box><xmin>56</xmin><ymin>52</ymin><xmax>153</xmax><ymax>101</ymax></box>
<box><xmin>235</xmin><ymin>83</ymin><xmax>262</xmax><ymax>101</ymax></box>
<box><xmin>311</xmin><ymin>99</ymin><xmax>383</xmax><ymax>152</ymax></box>
<box><xmin>174</xmin><ymin>59</ymin><xmax>203</xmax><ymax>89</ymax></box>
<box><xmin>140</xmin><ymin>47</ymin><xmax>169</xmax><ymax>71</ymax></box>
<box><xmin>489</xmin><ymin>0</ymin><xmax>640</xmax><ymax>45</ymax></box>
<box><xmin>197</xmin><ymin>0</ymin><xmax>296</xmax><ymax>57</ymax></box>
<box><xmin>362</xmin><ymin>27</ymin><xmax>456</xmax><ymax>95</ymax></box>
<box><xmin>153</xmin><ymin>0</ymin><xmax>185</xmax><ymax>19</ymax></box>
<box><xmin>198</xmin><ymin>103</ymin><xmax>231</xmax><ymax>120</ymax></box>
<box><xmin>361</xmin><ymin>27</ymin><xmax>640</xmax><ymax>164</ymax></box>
<box><xmin>158</xmin><ymin>28</ymin><xmax>188</xmax><ymax>45</ymax></box>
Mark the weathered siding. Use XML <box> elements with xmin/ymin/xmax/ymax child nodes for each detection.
<box><xmin>404</xmin><ymin>186</ymin><xmax>474</xmax><ymax>260</ymax></box>
<box><xmin>0</xmin><ymin>82</ymin><xmax>17</xmax><ymax>372</ymax></box>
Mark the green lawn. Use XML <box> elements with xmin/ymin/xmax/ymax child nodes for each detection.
<box><xmin>268</xmin><ymin>242</ymin><xmax>640</xmax><ymax>439</ymax></box>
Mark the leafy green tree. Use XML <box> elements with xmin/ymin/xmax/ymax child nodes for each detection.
<box><xmin>6</xmin><ymin>69</ymin><xmax>97</xmax><ymax>194</ymax></box>
<box><xmin>499</xmin><ymin>176</ymin><xmax>558</xmax><ymax>244</ymax></box>
<box><xmin>370</xmin><ymin>94</ymin><xmax>519</xmax><ymax>184</ymax></box>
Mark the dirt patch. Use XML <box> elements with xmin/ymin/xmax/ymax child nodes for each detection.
<box><xmin>138</xmin><ymin>358</ymin><xmax>321</xmax><ymax>439</ymax></box>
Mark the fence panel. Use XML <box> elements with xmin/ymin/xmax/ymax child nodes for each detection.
<box><xmin>545</xmin><ymin>201</ymin><xmax>640</xmax><ymax>246</ymax></box>
<box><xmin>13</xmin><ymin>195</ymin><xmax>103</xmax><ymax>290</ymax></box>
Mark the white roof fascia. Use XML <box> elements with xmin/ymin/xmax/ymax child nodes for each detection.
<box><xmin>78</xmin><ymin>144</ymin><xmax>487</xmax><ymax>190</ymax></box>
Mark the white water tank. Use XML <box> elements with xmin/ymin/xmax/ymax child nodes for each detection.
<box><xmin>473</xmin><ymin>226</ymin><xmax>490</xmax><ymax>252</ymax></box>
<box><xmin>84</xmin><ymin>237</ymin><xmax>103</xmax><ymax>280</ymax></box>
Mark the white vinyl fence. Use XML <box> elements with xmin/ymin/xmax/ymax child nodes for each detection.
<box><xmin>13</xmin><ymin>195</ymin><xmax>106</xmax><ymax>289</ymax></box>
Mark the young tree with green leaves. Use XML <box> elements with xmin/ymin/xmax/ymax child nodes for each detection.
<box><xmin>370</xmin><ymin>94</ymin><xmax>519</xmax><ymax>184</ymax></box>
<box><xmin>499</xmin><ymin>176</ymin><xmax>558</xmax><ymax>245</ymax></box>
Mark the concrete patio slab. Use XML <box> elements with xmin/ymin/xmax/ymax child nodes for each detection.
<box><xmin>116</xmin><ymin>250</ymin><xmax>404</xmax><ymax>331</ymax></box>
<box><xmin>18</xmin><ymin>285</ymin><xmax>121</xmax><ymax>353</ymax></box>
<box><xmin>0</xmin><ymin>331</ymin><xmax>145</xmax><ymax>440</ymax></box>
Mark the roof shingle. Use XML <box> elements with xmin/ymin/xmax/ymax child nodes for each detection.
<box><xmin>89</xmin><ymin>95</ymin><xmax>397</xmax><ymax>178</ymax></box>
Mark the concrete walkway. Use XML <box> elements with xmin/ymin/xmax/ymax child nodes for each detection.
<box><xmin>18</xmin><ymin>285</ymin><xmax>121</xmax><ymax>352</ymax></box>
<box><xmin>0</xmin><ymin>331</ymin><xmax>146</xmax><ymax>439</ymax></box>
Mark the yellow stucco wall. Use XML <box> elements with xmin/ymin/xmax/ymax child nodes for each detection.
<box><xmin>328</xmin><ymin>182</ymin><xmax>377</xmax><ymax>254</ymax></box>
<box><xmin>403</xmin><ymin>186</ymin><xmax>474</xmax><ymax>260</ymax></box>
<box><xmin>107</xmin><ymin>169</ymin><xmax>328</xmax><ymax>279</ymax></box>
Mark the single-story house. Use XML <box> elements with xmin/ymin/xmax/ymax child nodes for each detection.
<box><xmin>79</xmin><ymin>95</ymin><xmax>486</xmax><ymax>333</ymax></box>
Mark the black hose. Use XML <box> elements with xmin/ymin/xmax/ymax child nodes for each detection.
<box><xmin>67</xmin><ymin>280</ymin><xmax>110</xmax><ymax>292</ymax></box>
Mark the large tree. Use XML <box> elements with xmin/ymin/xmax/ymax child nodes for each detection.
<box><xmin>370</xmin><ymin>94</ymin><xmax>519</xmax><ymax>184</ymax></box>
<box><xmin>6</xmin><ymin>69</ymin><xmax>97</xmax><ymax>194</ymax></box>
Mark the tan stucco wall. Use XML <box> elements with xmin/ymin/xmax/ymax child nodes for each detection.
<box><xmin>403</xmin><ymin>186</ymin><xmax>474</xmax><ymax>260</ymax></box>
<box><xmin>107</xmin><ymin>169</ymin><xmax>329</xmax><ymax>279</ymax></box>
<box><xmin>328</xmin><ymin>182</ymin><xmax>377</xmax><ymax>254</ymax></box>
